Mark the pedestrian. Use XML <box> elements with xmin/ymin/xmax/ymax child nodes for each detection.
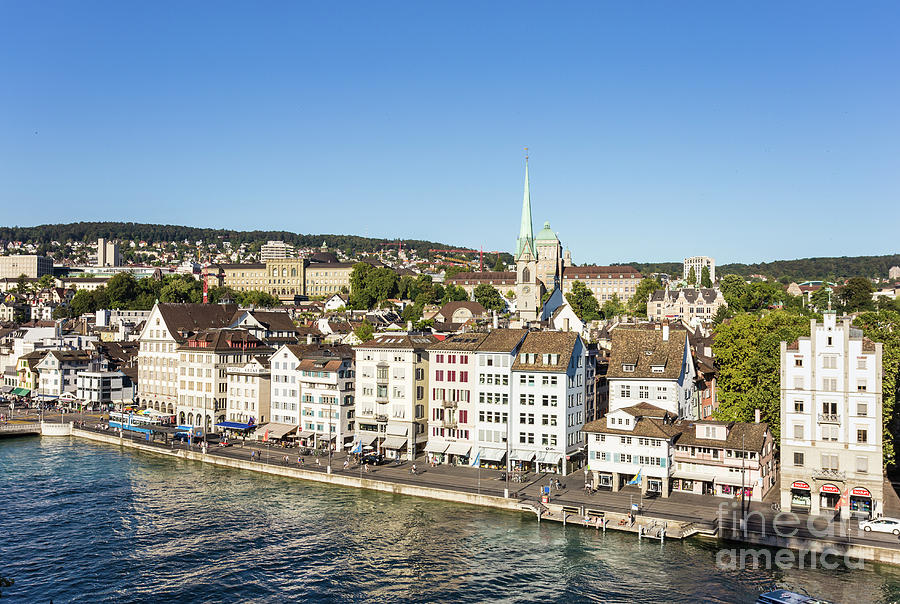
<box><xmin>364</xmin><ymin>463</ymin><xmax>369</xmax><ymax>473</ymax></box>
<box><xmin>411</xmin><ymin>463</ymin><xmax>417</xmax><ymax>476</ymax></box>
<box><xmin>316</xmin><ymin>458</ymin><xmax>320</xmax><ymax>466</ymax></box>
<box><xmin>297</xmin><ymin>456</ymin><xmax>302</xmax><ymax>466</ymax></box>
<box><xmin>343</xmin><ymin>459</ymin><xmax>349</xmax><ymax>471</ymax></box>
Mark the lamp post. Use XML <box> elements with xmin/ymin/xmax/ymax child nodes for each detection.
<box><xmin>327</xmin><ymin>396</ymin><xmax>334</xmax><ymax>474</ymax></box>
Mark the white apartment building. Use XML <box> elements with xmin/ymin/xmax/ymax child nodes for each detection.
<box><xmin>509</xmin><ymin>331</ymin><xmax>586</xmax><ymax>475</ymax></box>
<box><xmin>425</xmin><ymin>333</ymin><xmax>486</xmax><ymax>466</ymax></box>
<box><xmin>606</xmin><ymin>325</ymin><xmax>697</xmax><ymax>419</ymax></box>
<box><xmin>225</xmin><ymin>356</ymin><xmax>271</xmax><ymax>426</ymax></box>
<box><xmin>683</xmin><ymin>256</ymin><xmax>715</xmax><ymax>283</ymax></box>
<box><xmin>354</xmin><ymin>335</ymin><xmax>436</xmax><ymax>461</ymax></box>
<box><xmin>780</xmin><ymin>313</ymin><xmax>884</xmax><ymax>519</ymax></box>
<box><xmin>175</xmin><ymin>329</ymin><xmax>271</xmax><ymax>432</ymax></box>
<box><xmin>297</xmin><ymin>348</ymin><xmax>355</xmax><ymax>449</ymax></box>
<box><xmin>474</xmin><ymin>329</ymin><xmax>529</xmax><ymax>469</ymax></box>
<box><xmin>36</xmin><ymin>350</ymin><xmax>100</xmax><ymax>398</ymax></box>
<box><xmin>260</xmin><ymin>240</ymin><xmax>295</xmax><ymax>261</ymax></box>
<box><xmin>269</xmin><ymin>344</ymin><xmax>304</xmax><ymax>426</ymax></box>
<box><xmin>76</xmin><ymin>369</ymin><xmax>134</xmax><ymax>407</ymax></box>
<box><xmin>137</xmin><ymin>303</ymin><xmax>237</xmax><ymax>415</ymax></box>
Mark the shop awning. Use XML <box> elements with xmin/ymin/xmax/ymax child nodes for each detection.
<box><xmin>478</xmin><ymin>447</ymin><xmax>507</xmax><ymax>462</ymax></box>
<box><xmin>11</xmin><ymin>388</ymin><xmax>31</xmax><ymax>396</ymax></box>
<box><xmin>717</xmin><ymin>475</ymin><xmax>754</xmax><ymax>487</ymax></box>
<box><xmin>510</xmin><ymin>449</ymin><xmax>536</xmax><ymax>462</ymax></box>
<box><xmin>673</xmin><ymin>471</ymin><xmax>716</xmax><ymax>483</ymax></box>
<box><xmin>357</xmin><ymin>432</ymin><xmax>378</xmax><ymax>446</ymax></box>
<box><xmin>538</xmin><ymin>452</ymin><xmax>563</xmax><ymax>466</ymax></box>
<box><xmin>256</xmin><ymin>423</ymin><xmax>297</xmax><ymax>440</ymax></box>
<box><xmin>446</xmin><ymin>442</ymin><xmax>471</xmax><ymax>457</ymax></box>
<box><xmin>382</xmin><ymin>436</ymin><xmax>408</xmax><ymax>450</ymax></box>
<box><xmin>215</xmin><ymin>421</ymin><xmax>255</xmax><ymax>431</ymax></box>
<box><xmin>0</xmin><ymin>386</ymin><xmax>13</xmax><ymax>394</ymax></box>
<box><xmin>296</xmin><ymin>430</ymin><xmax>315</xmax><ymax>439</ymax></box>
<box><xmin>386</xmin><ymin>423</ymin><xmax>408</xmax><ymax>437</ymax></box>
<box><xmin>425</xmin><ymin>441</ymin><xmax>449</xmax><ymax>454</ymax></box>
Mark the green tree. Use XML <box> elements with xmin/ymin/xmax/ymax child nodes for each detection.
<box><xmin>473</xmin><ymin>284</ymin><xmax>506</xmax><ymax>312</ymax></box>
<box><xmin>491</xmin><ymin>256</ymin><xmax>506</xmax><ymax>272</ymax></box>
<box><xmin>15</xmin><ymin>273</ymin><xmax>28</xmax><ymax>293</ymax></box>
<box><xmin>506</xmin><ymin>290</ymin><xmax>515</xmax><ymax>300</ymax></box>
<box><xmin>565</xmin><ymin>281</ymin><xmax>600</xmax><ymax>321</ymax></box>
<box><xmin>442</xmin><ymin>284</ymin><xmax>469</xmax><ymax>304</ymax></box>
<box><xmin>68</xmin><ymin>290</ymin><xmax>97</xmax><ymax>316</ymax></box>
<box><xmin>106</xmin><ymin>273</ymin><xmax>138</xmax><ymax>308</ymax></box>
<box><xmin>809</xmin><ymin>286</ymin><xmax>833</xmax><ymax>311</ymax></box>
<box><xmin>700</xmin><ymin>266</ymin><xmax>712</xmax><ymax>288</ymax></box>
<box><xmin>444</xmin><ymin>265</ymin><xmax>467</xmax><ymax>279</ymax></box>
<box><xmin>687</xmin><ymin>266</ymin><xmax>697</xmax><ymax>286</ymax></box>
<box><xmin>853</xmin><ymin>310</ymin><xmax>900</xmax><ymax>466</ymax></box>
<box><xmin>601</xmin><ymin>293</ymin><xmax>625</xmax><ymax>319</ymax></box>
<box><xmin>368</xmin><ymin>267</ymin><xmax>399</xmax><ymax>302</ymax></box>
<box><xmin>237</xmin><ymin>290</ymin><xmax>281</xmax><ymax>307</ymax></box>
<box><xmin>628</xmin><ymin>277</ymin><xmax>662</xmax><ymax>317</ymax></box>
<box><xmin>838</xmin><ymin>277</ymin><xmax>875</xmax><ymax>313</ymax></box>
<box><xmin>719</xmin><ymin>274</ymin><xmax>748</xmax><ymax>311</ymax></box>
<box><xmin>713</xmin><ymin>311</ymin><xmax>810</xmax><ymax>441</ymax></box>
<box><xmin>354</xmin><ymin>319</ymin><xmax>375</xmax><ymax>343</ymax></box>
<box><xmin>37</xmin><ymin>274</ymin><xmax>55</xmax><ymax>289</ymax></box>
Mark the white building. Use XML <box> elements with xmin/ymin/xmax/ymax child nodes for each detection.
<box><xmin>260</xmin><ymin>240</ymin><xmax>295</xmax><ymax>261</ymax></box>
<box><xmin>606</xmin><ymin>325</ymin><xmax>697</xmax><ymax>419</ymax></box>
<box><xmin>779</xmin><ymin>313</ymin><xmax>884</xmax><ymax>519</ymax></box>
<box><xmin>353</xmin><ymin>334</ymin><xmax>436</xmax><ymax>461</ymax></box>
<box><xmin>76</xmin><ymin>369</ymin><xmax>134</xmax><ymax>407</ymax></box>
<box><xmin>36</xmin><ymin>350</ymin><xmax>100</xmax><ymax>398</ymax></box>
<box><xmin>683</xmin><ymin>256</ymin><xmax>715</xmax><ymax>284</ymax></box>
<box><xmin>297</xmin><ymin>348</ymin><xmax>355</xmax><ymax>449</ymax></box>
<box><xmin>425</xmin><ymin>333</ymin><xmax>486</xmax><ymax>465</ymax></box>
<box><xmin>473</xmin><ymin>329</ymin><xmax>529</xmax><ymax>469</ymax></box>
<box><xmin>225</xmin><ymin>356</ymin><xmax>271</xmax><ymax>426</ymax></box>
<box><xmin>269</xmin><ymin>344</ymin><xmax>304</xmax><ymax>426</ymax></box>
<box><xmin>509</xmin><ymin>331</ymin><xmax>586</xmax><ymax>474</ymax></box>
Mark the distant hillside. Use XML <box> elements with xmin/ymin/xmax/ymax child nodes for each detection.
<box><xmin>621</xmin><ymin>254</ymin><xmax>900</xmax><ymax>282</ymax></box>
<box><xmin>0</xmin><ymin>221</ymin><xmax>515</xmax><ymax>263</ymax></box>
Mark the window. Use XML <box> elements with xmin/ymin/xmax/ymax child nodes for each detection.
<box><xmin>793</xmin><ymin>377</ymin><xmax>804</xmax><ymax>389</ymax></box>
<box><xmin>793</xmin><ymin>452</ymin><xmax>804</xmax><ymax>467</ymax></box>
<box><xmin>826</xmin><ymin>336</ymin><xmax>833</xmax><ymax>346</ymax></box>
<box><xmin>823</xmin><ymin>378</ymin><xmax>838</xmax><ymax>392</ymax></box>
<box><xmin>823</xmin><ymin>355</ymin><xmax>837</xmax><ymax>369</ymax></box>
<box><xmin>793</xmin><ymin>425</ymin><xmax>804</xmax><ymax>440</ymax></box>
<box><xmin>639</xmin><ymin>386</ymin><xmax>649</xmax><ymax>400</ymax></box>
<box><xmin>794</xmin><ymin>358</ymin><xmax>803</xmax><ymax>367</ymax></box>
<box><xmin>858</xmin><ymin>358</ymin><xmax>867</xmax><ymax>370</ymax></box>
<box><xmin>794</xmin><ymin>401</ymin><xmax>804</xmax><ymax>413</ymax></box>
<box><xmin>857</xmin><ymin>456</ymin><xmax>869</xmax><ymax>474</ymax></box>
<box><xmin>822</xmin><ymin>401</ymin><xmax>838</xmax><ymax>415</ymax></box>
<box><xmin>620</xmin><ymin>385</ymin><xmax>631</xmax><ymax>398</ymax></box>
<box><xmin>822</xmin><ymin>425</ymin><xmax>838</xmax><ymax>442</ymax></box>
<box><xmin>821</xmin><ymin>454</ymin><xmax>839</xmax><ymax>472</ymax></box>
<box><xmin>623</xmin><ymin>364</ymin><xmax>635</xmax><ymax>372</ymax></box>
<box><xmin>857</xmin><ymin>429</ymin><xmax>868</xmax><ymax>444</ymax></box>
<box><xmin>857</xmin><ymin>381</ymin><xmax>867</xmax><ymax>392</ymax></box>
<box><xmin>857</xmin><ymin>402</ymin><xmax>868</xmax><ymax>417</ymax></box>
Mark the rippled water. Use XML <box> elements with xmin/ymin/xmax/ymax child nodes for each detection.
<box><xmin>2</xmin><ymin>436</ymin><xmax>900</xmax><ymax>603</ymax></box>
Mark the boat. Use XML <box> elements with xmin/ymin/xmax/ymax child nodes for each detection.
<box><xmin>756</xmin><ymin>590</ymin><xmax>835</xmax><ymax>604</ymax></box>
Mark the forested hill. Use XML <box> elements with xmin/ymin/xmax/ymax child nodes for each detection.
<box><xmin>0</xmin><ymin>221</ymin><xmax>470</xmax><ymax>259</ymax></box>
<box><xmin>621</xmin><ymin>254</ymin><xmax>900</xmax><ymax>281</ymax></box>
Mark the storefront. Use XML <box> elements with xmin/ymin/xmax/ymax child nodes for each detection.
<box><xmin>536</xmin><ymin>451</ymin><xmax>563</xmax><ymax>474</ymax></box>
<box><xmin>446</xmin><ymin>442</ymin><xmax>472</xmax><ymax>466</ymax></box>
<box><xmin>718</xmin><ymin>483</ymin><xmax>754</xmax><ymax>499</ymax></box>
<box><xmin>510</xmin><ymin>449</ymin><xmax>535</xmax><ymax>472</ymax></box>
<box><xmin>819</xmin><ymin>483</ymin><xmax>841</xmax><ymax>512</ymax></box>
<box><xmin>647</xmin><ymin>478</ymin><xmax>663</xmax><ymax>494</ymax></box>
<box><xmin>671</xmin><ymin>471</ymin><xmax>715</xmax><ymax>495</ymax></box>
<box><xmin>850</xmin><ymin>487</ymin><xmax>873</xmax><ymax>518</ymax></box>
<box><xmin>381</xmin><ymin>435</ymin><xmax>408</xmax><ymax>460</ymax></box>
<box><xmin>477</xmin><ymin>447</ymin><xmax>507</xmax><ymax>470</ymax></box>
<box><xmin>790</xmin><ymin>480</ymin><xmax>812</xmax><ymax>511</ymax></box>
<box><xmin>425</xmin><ymin>441</ymin><xmax>449</xmax><ymax>464</ymax></box>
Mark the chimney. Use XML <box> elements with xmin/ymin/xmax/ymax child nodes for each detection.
<box><xmin>754</xmin><ymin>409</ymin><xmax>761</xmax><ymax>424</ymax></box>
<box><xmin>492</xmin><ymin>310</ymin><xmax>499</xmax><ymax>330</ymax></box>
<box><xmin>406</xmin><ymin>320</ymin><xmax>413</xmax><ymax>332</ymax></box>
<box><xmin>306</xmin><ymin>333</ymin><xmax>313</xmax><ymax>345</ymax></box>
<box><xmin>662</xmin><ymin>320</ymin><xmax>669</xmax><ymax>342</ymax></box>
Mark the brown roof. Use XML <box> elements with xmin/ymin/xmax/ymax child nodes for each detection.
<box><xmin>436</xmin><ymin>301</ymin><xmax>487</xmax><ymax>319</ymax></box>
<box><xmin>427</xmin><ymin>332</ymin><xmax>490</xmax><ymax>352</ymax></box>
<box><xmin>582</xmin><ymin>415</ymin><xmax>680</xmax><ymax>440</ymax></box>
<box><xmin>157</xmin><ymin>303</ymin><xmax>238</xmax><ymax>342</ymax></box>
<box><xmin>446</xmin><ymin>271</ymin><xmax>516</xmax><ymax>284</ymax></box>
<box><xmin>511</xmin><ymin>331</ymin><xmax>580</xmax><ymax>373</ymax></box>
<box><xmin>475</xmin><ymin>328</ymin><xmax>529</xmax><ymax>353</ymax></box>
<box><xmin>231</xmin><ymin>310</ymin><xmax>297</xmax><ymax>332</ymax></box>
<box><xmin>563</xmin><ymin>265</ymin><xmax>642</xmax><ymax>280</ymax></box>
<box><xmin>358</xmin><ymin>334</ymin><xmax>439</xmax><ymax>349</ymax></box>
<box><xmin>672</xmin><ymin>420</ymin><xmax>770</xmax><ymax>452</ymax></box>
<box><xmin>177</xmin><ymin>328</ymin><xmax>270</xmax><ymax>352</ymax></box>
<box><xmin>606</xmin><ymin>327</ymin><xmax>688</xmax><ymax>380</ymax></box>
<box><xmin>862</xmin><ymin>337</ymin><xmax>876</xmax><ymax>352</ymax></box>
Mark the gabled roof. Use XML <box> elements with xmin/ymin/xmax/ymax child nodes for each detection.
<box><xmin>672</xmin><ymin>420</ymin><xmax>770</xmax><ymax>452</ymax></box>
<box><xmin>582</xmin><ymin>414</ymin><xmax>680</xmax><ymax>440</ymax></box>
<box><xmin>231</xmin><ymin>309</ymin><xmax>297</xmax><ymax>333</ymax></box>
<box><xmin>607</xmin><ymin>327</ymin><xmax>688</xmax><ymax>380</ymax></box>
<box><xmin>477</xmin><ymin>328</ymin><xmax>529</xmax><ymax>353</ymax></box>
<box><xmin>156</xmin><ymin>303</ymin><xmax>238</xmax><ymax>342</ymax></box>
<box><xmin>358</xmin><ymin>334</ymin><xmax>439</xmax><ymax>349</ymax></box>
<box><xmin>177</xmin><ymin>328</ymin><xmax>269</xmax><ymax>352</ymax></box>
<box><xmin>436</xmin><ymin>301</ymin><xmax>486</xmax><ymax>319</ymax></box>
<box><xmin>427</xmin><ymin>332</ymin><xmax>489</xmax><ymax>352</ymax></box>
<box><xmin>512</xmin><ymin>331</ymin><xmax>579</xmax><ymax>373</ymax></box>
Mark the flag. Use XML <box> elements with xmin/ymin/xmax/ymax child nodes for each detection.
<box><xmin>836</xmin><ymin>488</ymin><xmax>849</xmax><ymax>511</ymax></box>
<box><xmin>350</xmin><ymin>440</ymin><xmax>363</xmax><ymax>454</ymax></box>
<box><xmin>470</xmin><ymin>449</ymin><xmax>481</xmax><ymax>467</ymax></box>
<box><xmin>627</xmin><ymin>469</ymin><xmax>642</xmax><ymax>486</ymax></box>
<box><xmin>263</xmin><ymin>429</ymin><xmax>269</xmax><ymax>442</ymax></box>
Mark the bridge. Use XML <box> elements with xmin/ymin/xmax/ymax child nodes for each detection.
<box><xmin>0</xmin><ymin>423</ymin><xmax>42</xmax><ymax>437</ymax></box>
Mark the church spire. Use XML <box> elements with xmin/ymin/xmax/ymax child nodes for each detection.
<box><xmin>516</xmin><ymin>150</ymin><xmax>535</xmax><ymax>260</ymax></box>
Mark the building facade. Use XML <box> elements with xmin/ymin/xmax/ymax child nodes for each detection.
<box><xmin>0</xmin><ymin>255</ymin><xmax>53</xmax><ymax>279</ymax></box>
<box><xmin>225</xmin><ymin>356</ymin><xmax>271</xmax><ymax>426</ymax></box>
<box><xmin>779</xmin><ymin>313</ymin><xmax>884</xmax><ymax>519</ymax></box>
<box><xmin>260</xmin><ymin>240</ymin><xmax>295</xmax><ymax>261</ymax></box>
<box><xmin>683</xmin><ymin>256</ymin><xmax>715</xmax><ymax>284</ymax></box>
<box><xmin>561</xmin><ymin>266</ymin><xmax>643</xmax><ymax>305</ymax></box>
<box><xmin>647</xmin><ymin>287</ymin><xmax>727</xmax><ymax>323</ymax></box>
<box><xmin>297</xmin><ymin>348</ymin><xmax>355</xmax><ymax>449</ymax></box>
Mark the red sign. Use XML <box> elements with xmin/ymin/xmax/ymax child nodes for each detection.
<box><xmin>820</xmin><ymin>484</ymin><xmax>840</xmax><ymax>494</ymax></box>
<box><xmin>852</xmin><ymin>487</ymin><xmax>872</xmax><ymax>498</ymax></box>
<box><xmin>791</xmin><ymin>481</ymin><xmax>810</xmax><ymax>490</ymax></box>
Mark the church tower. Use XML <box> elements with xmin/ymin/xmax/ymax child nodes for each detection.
<box><xmin>515</xmin><ymin>156</ymin><xmax>540</xmax><ymax>320</ymax></box>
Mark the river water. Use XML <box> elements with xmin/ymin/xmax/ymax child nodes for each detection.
<box><xmin>1</xmin><ymin>436</ymin><xmax>899</xmax><ymax>603</ymax></box>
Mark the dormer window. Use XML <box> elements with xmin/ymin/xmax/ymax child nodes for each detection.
<box><xmin>623</xmin><ymin>364</ymin><xmax>635</xmax><ymax>372</ymax></box>
<box><xmin>651</xmin><ymin>365</ymin><xmax>664</xmax><ymax>373</ymax></box>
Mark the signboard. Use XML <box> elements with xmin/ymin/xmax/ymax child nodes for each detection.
<box><xmin>820</xmin><ymin>484</ymin><xmax>840</xmax><ymax>494</ymax></box>
<box><xmin>791</xmin><ymin>481</ymin><xmax>811</xmax><ymax>490</ymax></box>
<box><xmin>542</xmin><ymin>486</ymin><xmax>550</xmax><ymax>495</ymax></box>
<box><xmin>631</xmin><ymin>503</ymin><xmax>639</xmax><ymax>512</ymax></box>
<box><xmin>852</xmin><ymin>487</ymin><xmax>872</xmax><ymax>498</ymax></box>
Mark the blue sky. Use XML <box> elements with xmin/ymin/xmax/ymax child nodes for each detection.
<box><xmin>1</xmin><ymin>2</ymin><xmax>897</xmax><ymax>264</ymax></box>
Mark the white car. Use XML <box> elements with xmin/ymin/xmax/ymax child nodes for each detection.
<box><xmin>859</xmin><ymin>517</ymin><xmax>900</xmax><ymax>535</ymax></box>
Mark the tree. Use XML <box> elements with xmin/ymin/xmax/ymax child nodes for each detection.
<box><xmin>106</xmin><ymin>273</ymin><xmax>138</xmax><ymax>309</ymax></box>
<box><xmin>473</xmin><ymin>284</ymin><xmax>506</xmax><ymax>312</ymax></box>
<box><xmin>700</xmin><ymin>266</ymin><xmax>712</xmax><ymax>288</ymax></box>
<box><xmin>368</xmin><ymin>267</ymin><xmax>399</xmax><ymax>302</ymax></box>
<box><xmin>444</xmin><ymin>265</ymin><xmax>467</xmax><ymax>279</ymax></box>
<box><xmin>719</xmin><ymin>274</ymin><xmax>749</xmax><ymax>311</ymax></box>
<box><xmin>565</xmin><ymin>281</ymin><xmax>600</xmax><ymax>321</ymax></box>
<box><xmin>354</xmin><ymin>320</ymin><xmax>374</xmax><ymax>343</ymax></box>
<box><xmin>68</xmin><ymin>290</ymin><xmax>97</xmax><ymax>317</ymax></box>
<box><xmin>506</xmin><ymin>290</ymin><xmax>516</xmax><ymax>300</ymax></box>
<box><xmin>491</xmin><ymin>256</ymin><xmax>506</xmax><ymax>272</ymax></box>
<box><xmin>838</xmin><ymin>277</ymin><xmax>875</xmax><ymax>313</ymax></box>
<box><xmin>853</xmin><ymin>310</ymin><xmax>900</xmax><ymax>466</ymax></box>
<box><xmin>601</xmin><ymin>294</ymin><xmax>625</xmax><ymax>319</ymax></box>
<box><xmin>628</xmin><ymin>277</ymin><xmax>662</xmax><ymax>317</ymax></box>
<box><xmin>442</xmin><ymin>284</ymin><xmax>469</xmax><ymax>304</ymax></box>
<box><xmin>15</xmin><ymin>273</ymin><xmax>28</xmax><ymax>293</ymax></box>
<box><xmin>713</xmin><ymin>311</ymin><xmax>810</xmax><ymax>441</ymax></box>
<box><xmin>37</xmin><ymin>274</ymin><xmax>55</xmax><ymax>289</ymax></box>
<box><xmin>349</xmin><ymin>263</ymin><xmax>375</xmax><ymax>309</ymax></box>
<box><xmin>237</xmin><ymin>290</ymin><xmax>281</xmax><ymax>307</ymax></box>
<box><xmin>687</xmin><ymin>266</ymin><xmax>697</xmax><ymax>286</ymax></box>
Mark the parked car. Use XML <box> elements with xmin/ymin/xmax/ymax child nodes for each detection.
<box><xmin>859</xmin><ymin>517</ymin><xmax>900</xmax><ymax>535</ymax></box>
<box><xmin>360</xmin><ymin>453</ymin><xmax>388</xmax><ymax>466</ymax></box>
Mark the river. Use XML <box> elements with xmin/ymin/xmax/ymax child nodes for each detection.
<box><xmin>1</xmin><ymin>436</ymin><xmax>899</xmax><ymax>603</ymax></box>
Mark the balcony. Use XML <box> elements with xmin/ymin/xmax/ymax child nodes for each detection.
<box><xmin>817</xmin><ymin>413</ymin><xmax>840</xmax><ymax>424</ymax></box>
<box><xmin>375</xmin><ymin>414</ymin><xmax>388</xmax><ymax>423</ymax></box>
<box><xmin>811</xmin><ymin>468</ymin><xmax>846</xmax><ymax>481</ymax></box>
<box><xmin>442</xmin><ymin>419</ymin><xmax>458</xmax><ymax>429</ymax></box>
<box><xmin>441</xmin><ymin>399</ymin><xmax>457</xmax><ymax>409</ymax></box>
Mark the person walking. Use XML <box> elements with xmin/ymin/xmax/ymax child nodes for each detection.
<box><xmin>411</xmin><ymin>463</ymin><xmax>417</xmax><ymax>476</ymax></box>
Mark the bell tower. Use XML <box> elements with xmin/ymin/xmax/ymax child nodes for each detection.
<box><xmin>515</xmin><ymin>152</ymin><xmax>540</xmax><ymax>320</ymax></box>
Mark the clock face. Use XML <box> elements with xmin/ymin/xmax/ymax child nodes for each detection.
<box><xmin>522</xmin><ymin>286</ymin><xmax>530</xmax><ymax>293</ymax></box>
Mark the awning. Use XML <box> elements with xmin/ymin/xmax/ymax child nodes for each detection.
<box><xmin>673</xmin><ymin>471</ymin><xmax>716</xmax><ymax>483</ymax></box>
<box><xmin>478</xmin><ymin>447</ymin><xmax>507</xmax><ymax>462</ymax></box>
<box><xmin>425</xmin><ymin>441</ymin><xmax>449</xmax><ymax>454</ymax></box>
<box><xmin>386</xmin><ymin>423</ymin><xmax>408</xmax><ymax>437</ymax></box>
<box><xmin>510</xmin><ymin>449</ymin><xmax>536</xmax><ymax>462</ymax></box>
<box><xmin>0</xmin><ymin>386</ymin><xmax>13</xmax><ymax>394</ymax></box>
<box><xmin>538</xmin><ymin>452</ymin><xmax>563</xmax><ymax>465</ymax></box>
<box><xmin>11</xmin><ymin>388</ymin><xmax>31</xmax><ymax>396</ymax></box>
<box><xmin>255</xmin><ymin>423</ymin><xmax>297</xmax><ymax>440</ymax></box>
<box><xmin>446</xmin><ymin>442</ymin><xmax>471</xmax><ymax>457</ymax></box>
<box><xmin>716</xmin><ymin>475</ymin><xmax>752</xmax><ymax>487</ymax></box>
<box><xmin>382</xmin><ymin>436</ymin><xmax>408</xmax><ymax>450</ymax></box>
<box><xmin>357</xmin><ymin>432</ymin><xmax>378</xmax><ymax>446</ymax></box>
<box><xmin>215</xmin><ymin>421</ymin><xmax>255</xmax><ymax>431</ymax></box>
<box><xmin>296</xmin><ymin>430</ymin><xmax>315</xmax><ymax>439</ymax></box>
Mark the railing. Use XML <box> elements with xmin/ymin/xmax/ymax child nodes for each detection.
<box><xmin>442</xmin><ymin>419</ymin><xmax>458</xmax><ymax>429</ymax></box>
<box><xmin>817</xmin><ymin>413</ymin><xmax>840</xmax><ymax>424</ymax></box>
<box><xmin>441</xmin><ymin>400</ymin><xmax>457</xmax><ymax>408</ymax></box>
<box><xmin>375</xmin><ymin>414</ymin><xmax>388</xmax><ymax>423</ymax></box>
<box><xmin>812</xmin><ymin>468</ymin><xmax>846</xmax><ymax>481</ymax></box>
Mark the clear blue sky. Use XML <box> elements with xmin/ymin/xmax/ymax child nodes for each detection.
<box><xmin>1</xmin><ymin>2</ymin><xmax>897</xmax><ymax>264</ymax></box>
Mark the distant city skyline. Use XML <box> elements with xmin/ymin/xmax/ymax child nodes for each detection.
<box><xmin>1</xmin><ymin>2</ymin><xmax>897</xmax><ymax>264</ymax></box>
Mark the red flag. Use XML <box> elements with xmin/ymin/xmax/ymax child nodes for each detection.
<box><xmin>264</xmin><ymin>429</ymin><xmax>269</xmax><ymax>442</ymax></box>
<box><xmin>835</xmin><ymin>488</ymin><xmax>849</xmax><ymax>511</ymax></box>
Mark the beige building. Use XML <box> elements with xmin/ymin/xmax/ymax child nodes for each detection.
<box><xmin>647</xmin><ymin>287</ymin><xmax>727</xmax><ymax>323</ymax></box>
<box><xmin>219</xmin><ymin>258</ymin><xmax>360</xmax><ymax>301</ymax></box>
<box><xmin>0</xmin><ymin>255</ymin><xmax>53</xmax><ymax>279</ymax></box>
<box><xmin>304</xmin><ymin>262</ymin><xmax>355</xmax><ymax>297</ymax></box>
<box><xmin>561</xmin><ymin>265</ymin><xmax>643</xmax><ymax>304</ymax></box>
<box><xmin>96</xmin><ymin>238</ymin><xmax>121</xmax><ymax>267</ymax></box>
<box><xmin>260</xmin><ymin>240</ymin><xmax>295</xmax><ymax>261</ymax></box>
<box><xmin>446</xmin><ymin>271</ymin><xmax>516</xmax><ymax>298</ymax></box>
<box><xmin>684</xmin><ymin>256</ymin><xmax>715</xmax><ymax>283</ymax></box>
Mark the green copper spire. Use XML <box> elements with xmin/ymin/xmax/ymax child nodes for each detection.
<box><xmin>516</xmin><ymin>155</ymin><xmax>534</xmax><ymax>260</ymax></box>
